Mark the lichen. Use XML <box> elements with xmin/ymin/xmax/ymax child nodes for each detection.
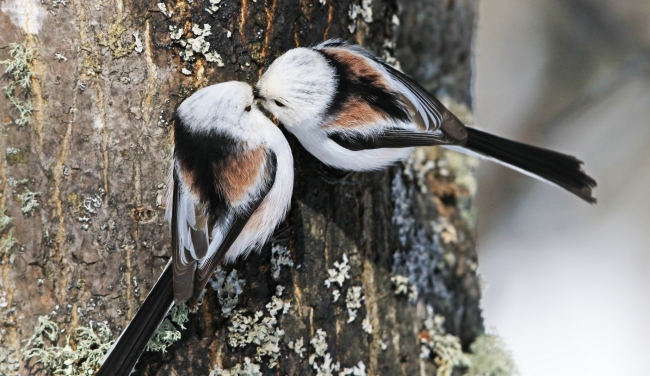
<box><xmin>466</xmin><ymin>334</ymin><xmax>519</xmax><ymax>376</ymax></box>
<box><xmin>0</xmin><ymin>230</ymin><xmax>17</xmax><ymax>259</ymax></box>
<box><xmin>332</xmin><ymin>289</ymin><xmax>340</xmax><ymax>302</ymax></box>
<box><xmin>145</xmin><ymin>302</ymin><xmax>191</xmax><ymax>353</ymax></box>
<box><xmin>206</xmin><ymin>0</ymin><xmax>222</xmax><ymax>13</ymax></box>
<box><xmin>287</xmin><ymin>337</ymin><xmax>305</xmax><ymax>358</ymax></box>
<box><xmin>391</xmin><ymin>166</ymin><xmax>449</xmax><ymax>300</ymax></box>
<box><xmin>81</xmin><ymin>47</ymin><xmax>101</xmax><ymax>76</ymax></box>
<box><xmin>101</xmin><ymin>22</ymin><xmax>136</xmax><ymax>59</ymax></box>
<box><xmin>17</xmin><ymin>187</ymin><xmax>40</xmax><ymax>217</ymax></box>
<box><xmin>21</xmin><ymin>316</ymin><xmax>114</xmax><ymax>375</ymax></box>
<box><xmin>227</xmin><ymin>286</ymin><xmax>287</xmax><ymax>368</ymax></box>
<box><xmin>390</xmin><ymin>274</ymin><xmax>418</xmax><ymax>303</ymax></box>
<box><xmin>67</xmin><ymin>188</ymin><xmax>105</xmax><ymax>230</ymax></box>
<box><xmin>0</xmin><ymin>210</ymin><xmax>16</xmax><ymax>258</ymax></box>
<box><xmin>0</xmin><ymin>210</ymin><xmax>12</xmax><ymax>233</ymax></box>
<box><xmin>54</xmin><ymin>52</ymin><xmax>68</xmax><ymax>62</ymax></box>
<box><xmin>361</xmin><ymin>316</ymin><xmax>372</xmax><ymax>334</ymax></box>
<box><xmin>313</xmin><ymin>353</ymin><xmax>340</xmax><ymax>376</ymax></box>
<box><xmin>340</xmin><ymin>361</ymin><xmax>367</xmax><ymax>376</ymax></box>
<box><xmin>308</xmin><ymin>329</ymin><xmax>367</xmax><ymax>376</ymax></box>
<box><xmin>166</xmin><ymin>19</ymin><xmax>224</xmax><ymax>74</ymax></box>
<box><xmin>157</xmin><ymin>2</ymin><xmax>173</xmax><ymax>18</ymax></box>
<box><xmin>146</xmin><ymin>319</ymin><xmax>181</xmax><ymax>353</ymax></box>
<box><xmin>210</xmin><ymin>267</ymin><xmax>244</xmax><ymax>317</ymax></box>
<box><xmin>308</xmin><ymin>328</ymin><xmax>328</xmax><ymax>365</ymax></box>
<box><xmin>345</xmin><ymin>286</ymin><xmax>363</xmax><ymax>323</ymax></box>
<box><xmin>133</xmin><ymin>32</ymin><xmax>143</xmax><ymax>54</ymax></box>
<box><xmin>0</xmin><ymin>345</ymin><xmax>20</xmax><ymax>375</ymax></box>
<box><xmin>324</xmin><ymin>253</ymin><xmax>350</xmax><ymax>289</ymax></box>
<box><xmin>209</xmin><ymin>357</ymin><xmax>262</xmax><ymax>376</ymax></box>
<box><xmin>1</xmin><ymin>42</ymin><xmax>35</xmax><ymax>128</ymax></box>
<box><xmin>347</xmin><ymin>0</ymin><xmax>373</xmax><ymax>33</ymax></box>
<box><xmin>419</xmin><ymin>306</ymin><xmax>470</xmax><ymax>376</ymax></box>
<box><xmin>309</xmin><ymin>329</ymin><xmax>340</xmax><ymax>376</ymax></box>
<box><xmin>270</xmin><ymin>244</ymin><xmax>294</xmax><ymax>280</ymax></box>
<box><xmin>5</xmin><ymin>147</ymin><xmax>26</xmax><ymax>165</ymax></box>
<box><xmin>169</xmin><ymin>303</ymin><xmax>190</xmax><ymax>329</ymax></box>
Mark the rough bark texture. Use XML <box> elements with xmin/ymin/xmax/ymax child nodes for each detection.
<box><xmin>0</xmin><ymin>0</ymin><xmax>481</xmax><ymax>375</ymax></box>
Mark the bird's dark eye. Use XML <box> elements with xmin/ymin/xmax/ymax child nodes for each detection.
<box><xmin>244</xmin><ymin>104</ymin><xmax>252</xmax><ymax>112</ymax></box>
<box><xmin>274</xmin><ymin>100</ymin><xmax>285</xmax><ymax>107</ymax></box>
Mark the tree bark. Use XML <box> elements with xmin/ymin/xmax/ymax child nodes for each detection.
<box><xmin>0</xmin><ymin>0</ymin><xmax>481</xmax><ymax>375</ymax></box>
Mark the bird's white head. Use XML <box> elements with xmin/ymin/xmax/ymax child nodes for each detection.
<box><xmin>256</xmin><ymin>47</ymin><xmax>336</xmax><ymax>130</ymax></box>
<box><xmin>176</xmin><ymin>81</ymin><xmax>269</xmax><ymax>137</ymax></box>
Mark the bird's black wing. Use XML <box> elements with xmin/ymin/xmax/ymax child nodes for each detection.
<box><xmin>380</xmin><ymin>63</ymin><xmax>468</xmax><ymax>142</ymax></box>
<box><xmin>96</xmin><ymin>153</ymin><xmax>278</xmax><ymax>376</ymax></box>
<box><xmin>190</xmin><ymin>151</ymin><xmax>278</xmax><ymax>302</ymax></box>
<box><xmin>328</xmin><ymin>128</ymin><xmax>452</xmax><ymax>151</ymax></box>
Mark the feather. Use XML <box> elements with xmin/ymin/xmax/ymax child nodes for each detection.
<box><xmin>462</xmin><ymin>127</ymin><xmax>597</xmax><ymax>203</ymax></box>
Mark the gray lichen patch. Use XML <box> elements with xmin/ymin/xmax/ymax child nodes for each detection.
<box><xmin>348</xmin><ymin>0</ymin><xmax>374</xmax><ymax>33</ymax></box>
<box><xmin>169</xmin><ymin>303</ymin><xmax>190</xmax><ymax>329</ymax></box>
<box><xmin>165</xmin><ymin>17</ymin><xmax>225</xmax><ymax>74</ymax></box>
<box><xmin>466</xmin><ymin>334</ymin><xmax>519</xmax><ymax>376</ymax></box>
<box><xmin>146</xmin><ymin>303</ymin><xmax>191</xmax><ymax>353</ymax></box>
<box><xmin>17</xmin><ymin>188</ymin><xmax>40</xmax><ymax>217</ymax></box>
<box><xmin>287</xmin><ymin>337</ymin><xmax>305</xmax><ymax>358</ymax></box>
<box><xmin>270</xmin><ymin>244</ymin><xmax>294</xmax><ymax>280</ymax></box>
<box><xmin>340</xmin><ymin>361</ymin><xmax>367</xmax><ymax>376</ymax></box>
<box><xmin>66</xmin><ymin>188</ymin><xmax>105</xmax><ymax>230</ymax></box>
<box><xmin>146</xmin><ymin>318</ymin><xmax>181</xmax><ymax>352</ymax></box>
<box><xmin>324</xmin><ymin>253</ymin><xmax>350</xmax><ymax>289</ymax></box>
<box><xmin>0</xmin><ymin>209</ymin><xmax>16</xmax><ymax>259</ymax></box>
<box><xmin>308</xmin><ymin>328</ymin><xmax>336</xmax><ymax>373</ymax></box>
<box><xmin>391</xmin><ymin>167</ymin><xmax>447</xmax><ymax>299</ymax></box>
<box><xmin>0</xmin><ymin>231</ymin><xmax>17</xmax><ymax>263</ymax></box>
<box><xmin>210</xmin><ymin>267</ymin><xmax>245</xmax><ymax>317</ymax></box>
<box><xmin>209</xmin><ymin>356</ymin><xmax>262</xmax><ymax>376</ymax></box>
<box><xmin>390</xmin><ymin>274</ymin><xmax>418</xmax><ymax>303</ymax></box>
<box><xmin>0</xmin><ymin>345</ymin><xmax>20</xmax><ymax>375</ymax></box>
<box><xmin>308</xmin><ymin>328</ymin><xmax>368</xmax><ymax>376</ymax></box>
<box><xmin>227</xmin><ymin>286</ymin><xmax>288</xmax><ymax>368</ymax></box>
<box><xmin>21</xmin><ymin>316</ymin><xmax>114</xmax><ymax>375</ymax></box>
<box><xmin>419</xmin><ymin>306</ymin><xmax>470</xmax><ymax>376</ymax></box>
<box><xmin>157</xmin><ymin>2</ymin><xmax>173</xmax><ymax>18</ymax></box>
<box><xmin>324</xmin><ymin>253</ymin><xmax>351</xmax><ymax>304</ymax></box>
<box><xmin>361</xmin><ymin>316</ymin><xmax>372</xmax><ymax>334</ymax></box>
<box><xmin>0</xmin><ymin>42</ymin><xmax>35</xmax><ymax>127</ymax></box>
<box><xmin>345</xmin><ymin>286</ymin><xmax>364</xmax><ymax>323</ymax></box>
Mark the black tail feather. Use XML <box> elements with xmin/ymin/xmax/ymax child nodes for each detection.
<box><xmin>465</xmin><ymin>127</ymin><xmax>597</xmax><ymax>203</ymax></box>
<box><xmin>96</xmin><ymin>261</ymin><xmax>175</xmax><ymax>376</ymax></box>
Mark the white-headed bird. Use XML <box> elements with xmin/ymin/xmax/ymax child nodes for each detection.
<box><xmin>97</xmin><ymin>81</ymin><xmax>294</xmax><ymax>375</ymax></box>
<box><xmin>256</xmin><ymin>39</ymin><xmax>596</xmax><ymax>203</ymax></box>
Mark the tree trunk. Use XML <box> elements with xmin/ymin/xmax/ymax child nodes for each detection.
<box><xmin>0</xmin><ymin>0</ymin><xmax>482</xmax><ymax>375</ymax></box>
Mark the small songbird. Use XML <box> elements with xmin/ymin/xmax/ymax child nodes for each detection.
<box><xmin>256</xmin><ymin>39</ymin><xmax>597</xmax><ymax>202</ymax></box>
<box><xmin>97</xmin><ymin>81</ymin><xmax>294</xmax><ymax>375</ymax></box>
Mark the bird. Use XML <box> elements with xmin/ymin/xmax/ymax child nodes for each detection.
<box><xmin>255</xmin><ymin>39</ymin><xmax>597</xmax><ymax>203</ymax></box>
<box><xmin>96</xmin><ymin>81</ymin><xmax>294</xmax><ymax>375</ymax></box>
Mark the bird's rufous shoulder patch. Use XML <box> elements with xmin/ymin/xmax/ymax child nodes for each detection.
<box><xmin>323</xmin><ymin>97</ymin><xmax>385</xmax><ymax>130</ymax></box>
<box><xmin>324</xmin><ymin>47</ymin><xmax>390</xmax><ymax>89</ymax></box>
<box><xmin>215</xmin><ymin>147</ymin><xmax>267</xmax><ymax>205</ymax></box>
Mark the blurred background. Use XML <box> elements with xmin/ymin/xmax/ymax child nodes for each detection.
<box><xmin>473</xmin><ymin>0</ymin><xmax>650</xmax><ymax>375</ymax></box>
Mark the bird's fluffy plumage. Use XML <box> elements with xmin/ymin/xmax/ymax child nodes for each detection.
<box><xmin>97</xmin><ymin>81</ymin><xmax>293</xmax><ymax>376</ymax></box>
<box><xmin>256</xmin><ymin>39</ymin><xmax>597</xmax><ymax>202</ymax></box>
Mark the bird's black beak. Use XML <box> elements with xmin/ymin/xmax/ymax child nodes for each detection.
<box><xmin>253</xmin><ymin>88</ymin><xmax>264</xmax><ymax>100</ymax></box>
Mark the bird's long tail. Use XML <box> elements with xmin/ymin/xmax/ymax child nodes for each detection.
<box><xmin>451</xmin><ymin>127</ymin><xmax>597</xmax><ymax>203</ymax></box>
<box><xmin>96</xmin><ymin>261</ymin><xmax>175</xmax><ymax>376</ymax></box>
